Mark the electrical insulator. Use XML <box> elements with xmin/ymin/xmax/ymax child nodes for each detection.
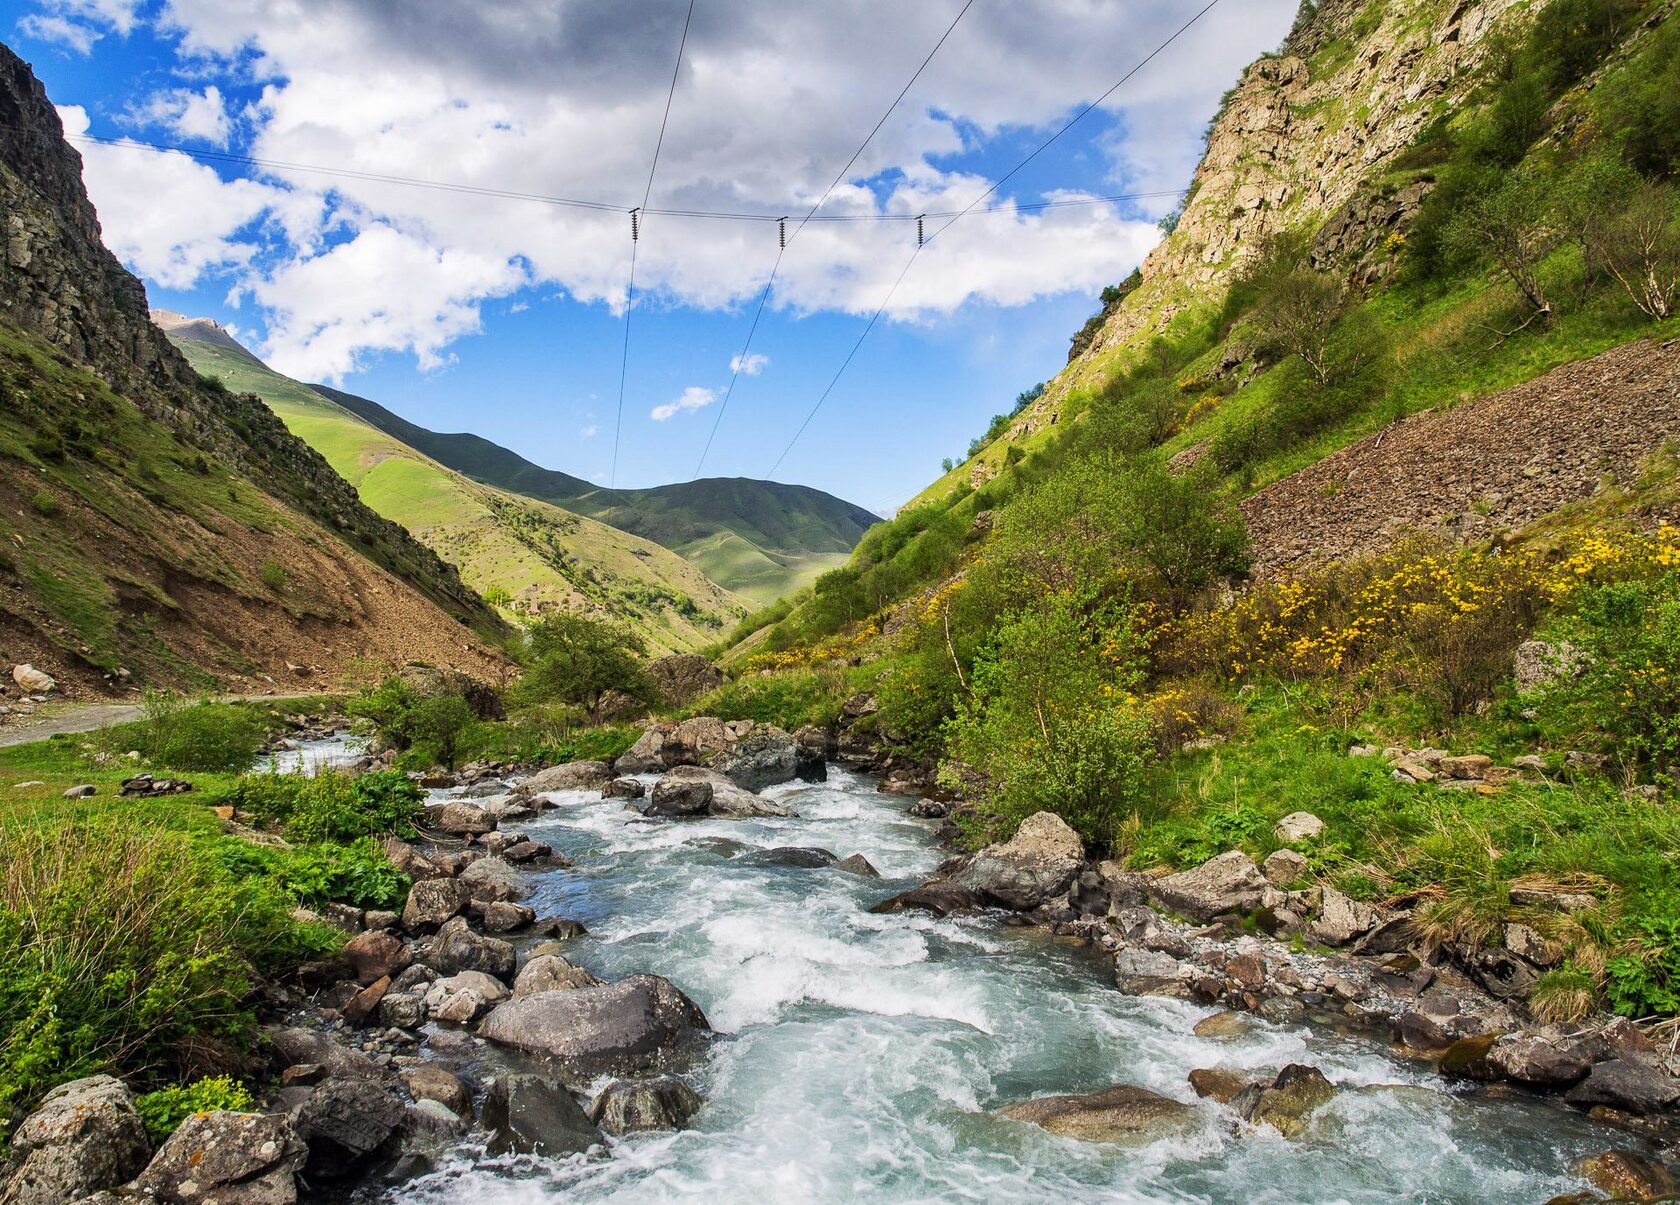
<box><xmin>779</xmin><ymin>217</ymin><xmax>787</xmax><ymax>249</ymax></box>
<box><xmin>630</xmin><ymin>208</ymin><xmax>641</xmax><ymax>241</ymax></box>
<box><xmin>917</xmin><ymin>214</ymin><xmax>925</xmax><ymax>246</ymax></box>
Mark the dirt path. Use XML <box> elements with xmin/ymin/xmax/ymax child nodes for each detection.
<box><xmin>0</xmin><ymin>693</ymin><xmax>328</xmax><ymax>750</ymax></box>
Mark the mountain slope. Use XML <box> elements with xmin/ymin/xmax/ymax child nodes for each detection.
<box><xmin>160</xmin><ymin>332</ymin><xmax>748</xmax><ymax>653</ymax></box>
<box><xmin>308</xmin><ymin>384</ymin><xmax>880</xmax><ymax>605</ymax></box>
<box><xmin>0</xmin><ymin>43</ymin><xmax>511</xmax><ymax>695</ymax></box>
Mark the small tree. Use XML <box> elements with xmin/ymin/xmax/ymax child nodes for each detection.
<box><xmin>1587</xmin><ymin>182</ymin><xmax>1680</xmax><ymax>320</ymax></box>
<box><xmin>409</xmin><ymin>694</ymin><xmax>475</xmax><ymax>768</ymax></box>
<box><xmin>517</xmin><ymin>612</ymin><xmax>649</xmax><ymax>717</ymax></box>
<box><xmin>1262</xmin><ymin>269</ymin><xmax>1346</xmax><ymax>385</ymax></box>
<box><xmin>1448</xmin><ymin>169</ymin><xmax>1560</xmax><ymax>318</ymax></box>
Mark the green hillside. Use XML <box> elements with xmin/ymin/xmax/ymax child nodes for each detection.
<box><xmin>167</xmin><ymin>336</ymin><xmax>748</xmax><ymax>653</ymax></box>
<box><xmin>310</xmin><ymin>384</ymin><xmax>878</xmax><ymax>604</ymax></box>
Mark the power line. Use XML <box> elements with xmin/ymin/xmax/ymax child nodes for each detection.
<box><xmin>763</xmin><ymin>0</ymin><xmax>1224</xmax><ymax>479</ymax></box>
<box><xmin>611</xmin><ymin>0</ymin><xmax>696</xmax><ymax>489</ymax></box>
<box><xmin>693</xmin><ymin>0</ymin><xmax>976</xmax><ymax>480</ymax></box>
<box><xmin>51</xmin><ymin>128</ymin><xmax>1181</xmax><ymax>224</ymax></box>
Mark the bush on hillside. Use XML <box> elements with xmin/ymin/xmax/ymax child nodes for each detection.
<box><xmin>512</xmin><ymin>612</ymin><xmax>649</xmax><ymax>718</ymax></box>
<box><xmin>135</xmin><ymin>693</ymin><xmax>263</xmax><ymax>772</ymax></box>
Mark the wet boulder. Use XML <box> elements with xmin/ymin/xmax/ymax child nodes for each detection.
<box><xmin>1232</xmin><ymin>1064</ymin><xmax>1337</xmax><ymax>1137</ymax></box>
<box><xmin>1188</xmin><ymin>1068</ymin><xmax>1254</xmax><ymax>1104</ymax></box>
<box><xmin>428</xmin><ymin>801</ymin><xmax>497</xmax><ymax>836</ymax></box>
<box><xmin>590</xmin><ymin>1076</ymin><xmax>702</xmax><ymax>1135</ymax></box>
<box><xmin>1578</xmin><ymin>1150</ymin><xmax>1678</xmax><ymax>1201</ymax></box>
<box><xmin>999</xmin><ymin>1084</ymin><xmax>1198</xmax><ymax>1145</ymax></box>
<box><xmin>135</xmin><ymin>1111</ymin><xmax>305</xmax><ymax>1204</ymax></box>
<box><xmin>870</xmin><ymin>878</ymin><xmax>982</xmax><ymax>917</ymax></box>
<box><xmin>423</xmin><ymin>917</ymin><xmax>516</xmax><ymax>980</ymax></box>
<box><xmin>950</xmin><ymin>812</ymin><xmax>1084</xmax><ymax>911</ymax></box>
<box><xmin>1486</xmin><ymin>1033</ymin><xmax>1592</xmax><ymax>1088</ymax></box>
<box><xmin>0</xmin><ymin>1075</ymin><xmax>150</xmax><ymax>1204</ymax></box>
<box><xmin>1147</xmin><ymin>851</ymin><xmax>1267</xmax><ymax>922</ymax></box>
<box><xmin>836</xmin><ymin>853</ymin><xmax>881</xmax><ymax>878</ymax></box>
<box><xmin>646</xmin><ymin>766</ymin><xmax>791</xmax><ymax>819</ymax></box>
<box><xmin>515</xmin><ymin>953</ymin><xmax>603</xmax><ymax>998</ymax></box>
<box><xmin>604</xmin><ymin>776</ymin><xmax>646</xmax><ymax>800</ymax></box>
<box><xmin>341</xmin><ymin>929</ymin><xmax>412</xmax><ymax>986</ymax></box>
<box><xmin>479</xmin><ymin>974</ymin><xmax>710</xmax><ymax>1074</ymax></box>
<box><xmin>295</xmin><ymin>1077</ymin><xmax>404</xmax><ymax>1180</ymax></box>
<box><xmin>400</xmin><ymin>1066</ymin><xmax>471</xmax><ymax>1119</ymax></box>
<box><xmin>708</xmin><ymin>725</ymin><xmax>800</xmax><ymax>792</ymax></box>
<box><xmin>1565</xmin><ymin>1058</ymin><xmax>1680</xmax><ymax>1116</ymax></box>
<box><xmin>458</xmin><ymin>855</ymin><xmax>523</xmax><ymax>903</ymax></box>
<box><xmin>664</xmin><ymin>717</ymin><xmax>735</xmax><ymax>765</ymax></box>
<box><xmin>381</xmin><ymin>836</ymin><xmax>447</xmax><ymax>882</ymax></box>
<box><xmin>514</xmin><ymin>760</ymin><xmax>614</xmax><ymax>797</ymax></box>
<box><xmin>742</xmin><ymin>846</ymin><xmax>837</xmax><ymax>869</ymax></box>
<box><xmin>484</xmin><ymin>1074</ymin><xmax>600</xmax><ymax>1156</ymax></box>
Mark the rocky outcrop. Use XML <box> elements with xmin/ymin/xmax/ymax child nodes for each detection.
<box><xmin>134</xmin><ymin>1111</ymin><xmax>305</xmax><ymax>1204</ymax></box>
<box><xmin>1146</xmin><ymin>851</ymin><xmax>1267</xmax><ymax>921</ymax></box>
<box><xmin>875</xmin><ymin>811</ymin><xmax>1083</xmax><ymax>915</ymax></box>
<box><xmin>479</xmin><ymin>975</ymin><xmax>709</xmax><ymax>1074</ymax></box>
<box><xmin>0</xmin><ymin>1076</ymin><xmax>150</xmax><ymax>1204</ymax></box>
<box><xmin>646</xmin><ymin>654</ymin><xmax>725</xmax><ymax>706</ymax></box>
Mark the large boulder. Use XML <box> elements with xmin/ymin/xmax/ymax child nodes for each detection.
<box><xmin>646</xmin><ymin>766</ymin><xmax>790</xmax><ymax>819</ymax></box>
<box><xmin>663</xmin><ymin>717</ymin><xmax>735</xmax><ymax>765</ymax></box>
<box><xmin>427</xmin><ymin>801</ymin><xmax>496</xmax><ymax>836</ymax></box>
<box><xmin>1232</xmin><ymin>1064</ymin><xmax>1337</xmax><ymax>1137</ymax></box>
<box><xmin>479</xmin><ymin>974</ymin><xmax>709</xmax><ymax>1074</ymax></box>
<box><xmin>647</xmin><ymin>654</ymin><xmax>725</xmax><ymax>706</ymax></box>
<box><xmin>483</xmin><ymin>1074</ymin><xmax>599</xmax><ymax>1156</ymax></box>
<box><xmin>458</xmin><ymin>855</ymin><xmax>523</xmax><ymax>903</ymax></box>
<box><xmin>590</xmin><ymin>1076</ymin><xmax>702</xmax><ymax>1135</ymax></box>
<box><xmin>999</xmin><ymin>1084</ymin><xmax>1197</xmax><ymax>1145</ymax></box>
<box><xmin>1308</xmin><ymin>887</ymin><xmax>1382</xmax><ymax>946</ymax></box>
<box><xmin>708</xmin><ymin>725</ymin><xmax>800</xmax><ymax>792</ymax></box>
<box><xmin>951</xmin><ymin>812</ymin><xmax>1084</xmax><ymax>911</ymax></box>
<box><xmin>295</xmin><ymin>1077</ymin><xmax>404</xmax><ymax>1180</ymax></box>
<box><xmin>514</xmin><ymin>954</ymin><xmax>603</xmax><ymax>998</ymax></box>
<box><xmin>742</xmin><ymin>846</ymin><xmax>838</xmax><ymax>869</ymax></box>
<box><xmin>402</xmin><ymin>878</ymin><xmax>467</xmax><ymax>932</ymax></box>
<box><xmin>1565</xmin><ymin>1059</ymin><xmax>1680</xmax><ymax>1116</ymax></box>
<box><xmin>514</xmin><ymin>760</ymin><xmax>614</xmax><ymax>797</ymax></box>
<box><xmin>381</xmin><ymin>836</ymin><xmax>446</xmax><ymax>881</ymax></box>
<box><xmin>424</xmin><ymin>917</ymin><xmax>516</xmax><ymax>980</ymax></box>
<box><xmin>10</xmin><ymin>665</ymin><xmax>54</xmax><ymax>694</ymax></box>
<box><xmin>340</xmin><ymin>930</ymin><xmax>412</xmax><ymax>986</ymax></box>
<box><xmin>1147</xmin><ymin>851</ymin><xmax>1267</xmax><ymax>922</ymax></box>
<box><xmin>134</xmin><ymin>1111</ymin><xmax>305</xmax><ymax>1205</ymax></box>
<box><xmin>0</xmin><ymin>1076</ymin><xmax>150</xmax><ymax>1204</ymax></box>
<box><xmin>614</xmin><ymin>727</ymin><xmax>668</xmax><ymax>775</ymax></box>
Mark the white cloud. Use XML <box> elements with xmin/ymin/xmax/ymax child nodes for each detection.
<box><xmin>129</xmin><ymin>85</ymin><xmax>233</xmax><ymax>145</ymax></box>
<box><xmin>579</xmin><ymin>424</ymin><xmax>598</xmax><ymax>438</ymax></box>
<box><xmin>17</xmin><ymin>0</ymin><xmax>140</xmax><ymax>51</ymax></box>
<box><xmin>650</xmin><ymin>386</ymin><xmax>716</xmax><ymax>422</ymax></box>
<box><xmin>730</xmin><ymin>352</ymin><xmax>768</xmax><ymax>376</ymax></box>
<box><xmin>53</xmin><ymin>0</ymin><xmax>1295</xmax><ymax>373</ymax></box>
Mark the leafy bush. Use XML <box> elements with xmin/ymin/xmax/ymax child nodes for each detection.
<box><xmin>135</xmin><ymin>1075</ymin><xmax>254</xmax><ymax>1142</ymax></box>
<box><xmin>408</xmin><ymin>693</ymin><xmax>475</xmax><ymax>768</ymax></box>
<box><xmin>28</xmin><ymin>490</ymin><xmax>59</xmax><ymax>518</ymax></box>
<box><xmin>135</xmin><ymin>694</ymin><xmax>264</xmax><ymax>772</ymax></box>
<box><xmin>228</xmin><ymin>769</ymin><xmax>421</xmax><ymax>843</ymax></box>
<box><xmin>1605</xmin><ymin>918</ymin><xmax>1680</xmax><ymax>1019</ymax></box>
<box><xmin>0</xmin><ymin>821</ymin><xmax>303</xmax><ymax>1124</ymax></box>
<box><xmin>513</xmin><ymin>612</ymin><xmax>649</xmax><ymax>717</ymax></box>
<box><xmin>940</xmin><ymin>592</ymin><xmax>1153</xmax><ymax>848</ymax></box>
<box><xmin>254</xmin><ymin>838</ymin><xmax>409</xmax><ymax>910</ymax></box>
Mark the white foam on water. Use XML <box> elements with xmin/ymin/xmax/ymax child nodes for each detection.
<box><xmin>364</xmin><ymin>763</ymin><xmax>1619</xmax><ymax>1205</ymax></box>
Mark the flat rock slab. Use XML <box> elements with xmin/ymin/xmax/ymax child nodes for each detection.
<box><xmin>999</xmin><ymin>1084</ymin><xmax>1197</xmax><ymax>1145</ymax></box>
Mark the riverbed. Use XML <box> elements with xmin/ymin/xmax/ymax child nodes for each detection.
<box><xmin>372</xmin><ymin>765</ymin><xmax>1614</xmax><ymax>1203</ymax></box>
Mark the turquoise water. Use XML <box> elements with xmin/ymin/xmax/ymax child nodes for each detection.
<box><xmin>378</xmin><ymin>767</ymin><xmax>1613</xmax><ymax>1203</ymax></box>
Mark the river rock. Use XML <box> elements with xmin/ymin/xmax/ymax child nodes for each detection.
<box><xmin>1148</xmin><ymin>851</ymin><xmax>1267</xmax><ymax>921</ymax></box>
<box><xmin>424</xmin><ymin>917</ymin><xmax>516</xmax><ymax>980</ymax></box>
<box><xmin>836</xmin><ymin>853</ymin><xmax>881</xmax><ymax>878</ymax></box>
<box><xmin>647</xmin><ymin>766</ymin><xmax>790</xmax><ymax>819</ymax></box>
<box><xmin>341</xmin><ymin>929</ymin><xmax>411</xmax><ymax>985</ymax></box>
<box><xmin>743</xmin><ymin>846</ymin><xmax>837</xmax><ymax>869</ymax></box>
<box><xmin>646</xmin><ymin>771</ymin><xmax>713</xmax><ymax>817</ymax></box>
<box><xmin>1309</xmin><ymin>887</ymin><xmax>1381</xmax><ymax>946</ymax></box>
<box><xmin>402</xmin><ymin>1099</ymin><xmax>468</xmax><ymax>1149</ymax></box>
<box><xmin>0</xmin><ymin>1075</ymin><xmax>150</xmax><ymax>1204</ymax></box>
<box><xmin>10</xmin><ymin>665</ymin><xmax>54</xmax><ymax>693</ymax></box>
<box><xmin>484</xmin><ymin>1074</ymin><xmax>600</xmax><ymax>1156</ymax></box>
<box><xmin>614</xmin><ymin>728</ymin><xmax>667</xmax><ymax>775</ymax></box>
<box><xmin>134</xmin><ymin>1111</ymin><xmax>305</xmax><ymax>1205</ymax></box>
<box><xmin>1273</xmin><ymin>812</ymin><xmax>1324</xmax><ymax>842</ymax></box>
<box><xmin>604</xmin><ymin>776</ymin><xmax>646</xmax><ymax>800</ymax></box>
<box><xmin>515</xmin><ymin>954</ymin><xmax>603</xmax><ymax>997</ymax></box>
<box><xmin>709</xmin><ymin>725</ymin><xmax>800</xmax><ymax>792</ymax></box>
<box><xmin>400</xmin><ymin>1066</ymin><xmax>471</xmax><ymax>1119</ymax></box>
<box><xmin>458</xmin><ymin>855</ymin><xmax>523</xmax><ymax>903</ymax></box>
<box><xmin>265</xmin><ymin>1027</ymin><xmax>379</xmax><ymax>1079</ymax></box>
<box><xmin>296</xmin><ymin>1077</ymin><xmax>405</xmax><ymax>1179</ymax></box>
<box><xmin>1188</xmin><ymin>1068</ymin><xmax>1254</xmax><ymax>1104</ymax></box>
<box><xmin>1000</xmin><ymin>1084</ymin><xmax>1197</xmax><ymax>1145</ymax></box>
<box><xmin>1192</xmin><ymin>1011</ymin><xmax>1252</xmax><ymax>1039</ymax></box>
<box><xmin>429</xmin><ymin>801</ymin><xmax>496</xmax><ymax>836</ymax></box>
<box><xmin>590</xmin><ymin>1076</ymin><xmax>703</xmax><ymax>1135</ymax></box>
<box><xmin>1487</xmin><ymin>1033</ymin><xmax>1591</xmax><ymax>1087</ymax></box>
<box><xmin>1565</xmin><ymin>1058</ymin><xmax>1680</xmax><ymax>1115</ymax></box>
<box><xmin>1578</xmin><ymin>1150</ymin><xmax>1678</xmax><ymax>1200</ymax></box>
<box><xmin>665</xmin><ymin>717</ymin><xmax>735</xmax><ymax>765</ymax></box>
<box><xmin>1232</xmin><ymin>1064</ymin><xmax>1337</xmax><ymax>1137</ymax></box>
<box><xmin>402</xmin><ymin>878</ymin><xmax>467</xmax><ymax>932</ymax></box>
<box><xmin>382</xmin><ymin>836</ymin><xmax>447</xmax><ymax>882</ymax></box>
<box><xmin>870</xmin><ymin>878</ymin><xmax>982</xmax><ymax>917</ymax></box>
<box><xmin>950</xmin><ymin>811</ymin><xmax>1084</xmax><ymax>911</ymax></box>
<box><xmin>481</xmin><ymin>901</ymin><xmax>536</xmax><ymax>932</ymax></box>
<box><xmin>342</xmin><ymin>975</ymin><xmax>390</xmax><ymax>1028</ymax></box>
<box><xmin>515</xmin><ymin>760</ymin><xmax>615</xmax><ymax>796</ymax></box>
<box><xmin>479</xmin><ymin>974</ymin><xmax>709</xmax><ymax>1073</ymax></box>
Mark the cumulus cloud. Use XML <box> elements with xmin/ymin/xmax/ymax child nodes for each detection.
<box><xmin>16</xmin><ymin>0</ymin><xmax>139</xmax><ymax>51</ymax></box>
<box><xmin>47</xmin><ymin>0</ymin><xmax>1295</xmax><ymax>376</ymax></box>
<box><xmin>580</xmin><ymin>424</ymin><xmax>598</xmax><ymax>438</ymax></box>
<box><xmin>128</xmin><ymin>85</ymin><xmax>233</xmax><ymax>145</ymax></box>
<box><xmin>651</xmin><ymin>386</ymin><xmax>716</xmax><ymax>422</ymax></box>
<box><xmin>730</xmin><ymin>352</ymin><xmax>768</xmax><ymax>376</ymax></box>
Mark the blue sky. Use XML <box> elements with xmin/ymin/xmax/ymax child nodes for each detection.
<box><xmin>13</xmin><ymin>0</ymin><xmax>1295</xmax><ymax>514</ymax></box>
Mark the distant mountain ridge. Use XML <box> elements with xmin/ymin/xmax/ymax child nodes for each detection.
<box><xmin>309</xmin><ymin>383</ymin><xmax>880</xmax><ymax>604</ymax></box>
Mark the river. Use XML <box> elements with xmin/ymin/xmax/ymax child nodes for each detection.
<box><xmin>369</xmin><ymin>764</ymin><xmax>1614</xmax><ymax>1203</ymax></box>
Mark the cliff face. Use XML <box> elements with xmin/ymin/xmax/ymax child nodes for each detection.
<box><xmin>0</xmin><ymin>42</ymin><xmax>498</xmax><ymax>632</ymax></box>
<box><xmin>1006</xmin><ymin>0</ymin><xmax>1536</xmax><ymax>441</ymax></box>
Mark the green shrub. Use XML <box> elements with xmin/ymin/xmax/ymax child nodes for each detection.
<box><xmin>135</xmin><ymin>694</ymin><xmax>263</xmax><ymax>772</ymax></box>
<box><xmin>28</xmin><ymin>491</ymin><xmax>59</xmax><ymax>518</ymax></box>
<box><xmin>135</xmin><ymin>1075</ymin><xmax>254</xmax><ymax>1142</ymax></box>
<box><xmin>1605</xmin><ymin>918</ymin><xmax>1680</xmax><ymax>1019</ymax></box>
<box><xmin>259</xmin><ymin>561</ymin><xmax>286</xmax><ymax>593</ymax></box>
<box><xmin>408</xmin><ymin>694</ymin><xmax>475</xmax><ymax>768</ymax></box>
<box><xmin>512</xmin><ymin>612</ymin><xmax>649</xmax><ymax>717</ymax></box>
<box><xmin>228</xmin><ymin>769</ymin><xmax>421</xmax><ymax>843</ymax></box>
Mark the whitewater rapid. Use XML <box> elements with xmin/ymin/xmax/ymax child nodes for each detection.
<box><xmin>372</xmin><ymin>766</ymin><xmax>1614</xmax><ymax>1203</ymax></box>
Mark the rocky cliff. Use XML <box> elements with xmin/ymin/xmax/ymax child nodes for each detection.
<box><xmin>0</xmin><ymin>43</ymin><xmax>496</xmax><ymax>632</ymax></box>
